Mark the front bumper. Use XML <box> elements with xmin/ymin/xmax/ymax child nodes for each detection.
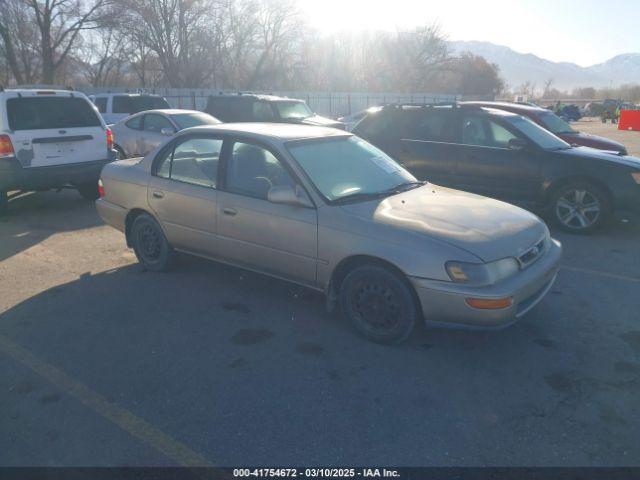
<box><xmin>0</xmin><ymin>150</ymin><xmax>117</xmax><ymax>192</ymax></box>
<box><xmin>409</xmin><ymin>239</ymin><xmax>562</xmax><ymax>329</ymax></box>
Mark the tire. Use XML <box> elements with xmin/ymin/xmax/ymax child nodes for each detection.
<box><xmin>130</xmin><ymin>213</ymin><xmax>174</xmax><ymax>271</ymax></box>
<box><xmin>77</xmin><ymin>182</ymin><xmax>100</xmax><ymax>201</ymax></box>
<box><xmin>339</xmin><ymin>264</ymin><xmax>418</xmax><ymax>344</ymax></box>
<box><xmin>548</xmin><ymin>181</ymin><xmax>611</xmax><ymax>234</ymax></box>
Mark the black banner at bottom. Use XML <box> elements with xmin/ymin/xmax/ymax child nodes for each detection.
<box><xmin>1</xmin><ymin>468</ymin><xmax>640</xmax><ymax>480</ymax></box>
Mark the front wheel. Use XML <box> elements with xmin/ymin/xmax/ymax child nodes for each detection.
<box><xmin>340</xmin><ymin>265</ymin><xmax>418</xmax><ymax>344</ymax></box>
<box><xmin>131</xmin><ymin>213</ymin><xmax>174</xmax><ymax>271</ymax></box>
<box><xmin>549</xmin><ymin>182</ymin><xmax>610</xmax><ymax>234</ymax></box>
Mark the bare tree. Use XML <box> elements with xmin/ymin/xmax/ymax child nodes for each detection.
<box><xmin>0</xmin><ymin>0</ymin><xmax>41</xmax><ymax>84</ymax></box>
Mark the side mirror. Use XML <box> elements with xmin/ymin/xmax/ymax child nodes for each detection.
<box><xmin>267</xmin><ymin>185</ymin><xmax>313</xmax><ymax>208</ymax></box>
<box><xmin>508</xmin><ymin>138</ymin><xmax>528</xmax><ymax>151</ymax></box>
<box><xmin>160</xmin><ymin>127</ymin><xmax>175</xmax><ymax>136</ymax></box>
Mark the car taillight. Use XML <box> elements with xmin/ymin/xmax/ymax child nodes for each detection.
<box><xmin>0</xmin><ymin>135</ymin><xmax>15</xmax><ymax>158</ymax></box>
<box><xmin>98</xmin><ymin>179</ymin><xmax>105</xmax><ymax>198</ymax></box>
<box><xmin>106</xmin><ymin>128</ymin><xmax>114</xmax><ymax>150</ymax></box>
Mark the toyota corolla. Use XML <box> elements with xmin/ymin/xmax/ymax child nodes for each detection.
<box><xmin>96</xmin><ymin>124</ymin><xmax>562</xmax><ymax>344</ymax></box>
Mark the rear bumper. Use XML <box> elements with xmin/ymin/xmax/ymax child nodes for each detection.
<box><xmin>0</xmin><ymin>150</ymin><xmax>116</xmax><ymax>192</ymax></box>
<box><xmin>409</xmin><ymin>239</ymin><xmax>562</xmax><ymax>329</ymax></box>
<box><xmin>95</xmin><ymin>198</ymin><xmax>127</xmax><ymax>233</ymax></box>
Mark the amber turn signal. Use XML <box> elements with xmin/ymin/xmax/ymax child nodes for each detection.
<box><xmin>465</xmin><ymin>297</ymin><xmax>513</xmax><ymax>310</ymax></box>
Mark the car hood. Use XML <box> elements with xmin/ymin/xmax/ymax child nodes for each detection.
<box><xmin>560</xmin><ymin>132</ymin><xmax>626</xmax><ymax>152</ymax></box>
<box><xmin>555</xmin><ymin>145</ymin><xmax>640</xmax><ymax>168</ymax></box>
<box><xmin>340</xmin><ymin>184</ymin><xmax>547</xmax><ymax>262</ymax></box>
<box><xmin>299</xmin><ymin>115</ymin><xmax>344</xmax><ymax>128</ymax></box>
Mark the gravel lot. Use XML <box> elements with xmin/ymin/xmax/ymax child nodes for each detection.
<box><xmin>1</xmin><ymin>128</ymin><xmax>640</xmax><ymax>466</ymax></box>
<box><xmin>575</xmin><ymin>117</ymin><xmax>640</xmax><ymax>156</ymax></box>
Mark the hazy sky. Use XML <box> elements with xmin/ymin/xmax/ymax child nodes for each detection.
<box><xmin>298</xmin><ymin>0</ymin><xmax>639</xmax><ymax>67</ymax></box>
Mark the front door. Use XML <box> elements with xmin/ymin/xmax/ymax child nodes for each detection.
<box><xmin>147</xmin><ymin>136</ymin><xmax>222</xmax><ymax>256</ymax></box>
<box><xmin>452</xmin><ymin>113</ymin><xmax>542</xmax><ymax>204</ymax></box>
<box><xmin>217</xmin><ymin>140</ymin><xmax>318</xmax><ymax>285</ymax></box>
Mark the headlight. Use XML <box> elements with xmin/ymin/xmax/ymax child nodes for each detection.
<box><xmin>446</xmin><ymin>258</ymin><xmax>519</xmax><ymax>286</ymax></box>
<box><xmin>632</xmin><ymin>172</ymin><xmax>640</xmax><ymax>184</ymax></box>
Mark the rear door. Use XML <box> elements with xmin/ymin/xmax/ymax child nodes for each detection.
<box><xmin>147</xmin><ymin>135</ymin><xmax>222</xmax><ymax>257</ymax></box>
<box><xmin>6</xmin><ymin>93</ymin><xmax>107</xmax><ymax>168</ymax></box>
<box><xmin>395</xmin><ymin>108</ymin><xmax>459</xmax><ymax>186</ymax></box>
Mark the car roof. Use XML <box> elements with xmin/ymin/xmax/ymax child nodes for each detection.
<box><xmin>177</xmin><ymin>123</ymin><xmax>350</xmax><ymax>141</ymax></box>
<box><xmin>133</xmin><ymin>109</ymin><xmax>203</xmax><ymax>116</ymax></box>
<box><xmin>1</xmin><ymin>89</ymin><xmax>81</xmax><ymax>97</ymax></box>
<box><xmin>94</xmin><ymin>92</ymin><xmax>164</xmax><ymax>97</ymax></box>
<box><xmin>211</xmin><ymin>94</ymin><xmax>301</xmax><ymax>102</ymax></box>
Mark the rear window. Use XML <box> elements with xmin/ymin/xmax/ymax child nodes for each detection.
<box><xmin>7</xmin><ymin>96</ymin><xmax>102</xmax><ymax>131</ymax></box>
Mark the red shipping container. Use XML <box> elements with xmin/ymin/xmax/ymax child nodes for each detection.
<box><xmin>618</xmin><ymin>109</ymin><xmax>640</xmax><ymax>131</ymax></box>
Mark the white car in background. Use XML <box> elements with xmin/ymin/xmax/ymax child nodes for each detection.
<box><xmin>90</xmin><ymin>93</ymin><xmax>171</xmax><ymax>124</ymax></box>
<box><xmin>0</xmin><ymin>87</ymin><xmax>116</xmax><ymax>210</ymax></box>
<box><xmin>109</xmin><ymin>109</ymin><xmax>221</xmax><ymax>159</ymax></box>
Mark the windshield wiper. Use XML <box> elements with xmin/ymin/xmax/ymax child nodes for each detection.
<box><xmin>333</xmin><ymin>181</ymin><xmax>426</xmax><ymax>204</ymax></box>
<box><xmin>381</xmin><ymin>180</ymin><xmax>427</xmax><ymax>194</ymax></box>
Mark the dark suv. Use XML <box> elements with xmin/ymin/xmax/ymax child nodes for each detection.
<box><xmin>354</xmin><ymin>103</ymin><xmax>640</xmax><ymax>233</ymax></box>
<box><xmin>204</xmin><ymin>94</ymin><xmax>344</xmax><ymax>129</ymax></box>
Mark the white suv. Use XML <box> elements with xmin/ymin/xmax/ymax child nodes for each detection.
<box><xmin>0</xmin><ymin>88</ymin><xmax>116</xmax><ymax>210</ymax></box>
<box><xmin>90</xmin><ymin>93</ymin><xmax>171</xmax><ymax>124</ymax></box>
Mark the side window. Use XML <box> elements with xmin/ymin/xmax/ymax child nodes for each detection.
<box><xmin>170</xmin><ymin>138</ymin><xmax>221</xmax><ymax>188</ymax></box>
<box><xmin>461</xmin><ymin>116</ymin><xmax>489</xmax><ymax>146</ymax></box>
<box><xmin>355</xmin><ymin>110</ymin><xmax>398</xmax><ymax>139</ymax></box>
<box><xmin>112</xmin><ymin>96</ymin><xmax>132</xmax><ymax>114</ymax></box>
<box><xmin>144</xmin><ymin>114</ymin><xmax>174</xmax><ymax>133</ymax></box>
<box><xmin>225</xmin><ymin>142</ymin><xmax>295</xmax><ymax>200</ymax></box>
<box><xmin>488</xmin><ymin>121</ymin><xmax>518</xmax><ymax>148</ymax></box>
<box><xmin>125</xmin><ymin>116</ymin><xmax>143</xmax><ymax>130</ymax></box>
<box><xmin>155</xmin><ymin>147</ymin><xmax>173</xmax><ymax>179</ymax></box>
<box><xmin>94</xmin><ymin>97</ymin><xmax>107</xmax><ymax>113</ymax></box>
<box><xmin>155</xmin><ymin>138</ymin><xmax>221</xmax><ymax>188</ymax></box>
<box><xmin>461</xmin><ymin>115</ymin><xmax>518</xmax><ymax>148</ymax></box>
<box><xmin>252</xmin><ymin>101</ymin><xmax>275</xmax><ymax>121</ymax></box>
<box><xmin>408</xmin><ymin>111</ymin><xmax>451</xmax><ymax>142</ymax></box>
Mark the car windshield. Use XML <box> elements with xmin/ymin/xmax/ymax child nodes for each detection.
<box><xmin>170</xmin><ymin>112</ymin><xmax>221</xmax><ymax>130</ymax></box>
<box><xmin>538</xmin><ymin>111</ymin><xmax>577</xmax><ymax>134</ymax></box>
<box><xmin>275</xmin><ymin>101</ymin><xmax>313</xmax><ymax>120</ymax></box>
<box><xmin>503</xmin><ymin>115</ymin><xmax>571</xmax><ymax>150</ymax></box>
<box><xmin>287</xmin><ymin>136</ymin><xmax>420</xmax><ymax>203</ymax></box>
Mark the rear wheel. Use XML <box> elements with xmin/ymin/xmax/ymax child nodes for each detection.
<box><xmin>340</xmin><ymin>264</ymin><xmax>418</xmax><ymax>344</ymax></box>
<box><xmin>77</xmin><ymin>182</ymin><xmax>100</xmax><ymax>201</ymax></box>
<box><xmin>131</xmin><ymin>213</ymin><xmax>174</xmax><ymax>271</ymax></box>
<box><xmin>549</xmin><ymin>181</ymin><xmax>610</xmax><ymax>234</ymax></box>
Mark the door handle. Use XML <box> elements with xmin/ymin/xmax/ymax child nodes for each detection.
<box><xmin>152</xmin><ymin>190</ymin><xmax>164</xmax><ymax>199</ymax></box>
<box><xmin>222</xmin><ymin>207</ymin><xmax>237</xmax><ymax>216</ymax></box>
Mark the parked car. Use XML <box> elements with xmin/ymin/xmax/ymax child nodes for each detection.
<box><xmin>204</xmin><ymin>93</ymin><xmax>344</xmax><ymax>129</ymax></box>
<box><xmin>109</xmin><ymin>109</ymin><xmax>221</xmax><ymax>158</ymax></box>
<box><xmin>464</xmin><ymin>101</ymin><xmax>627</xmax><ymax>154</ymax></box>
<box><xmin>338</xmin><ymin>106</ymin><xmax>383</xmax><ymax>131</ymax></box>
<box><xmin>354</xmin><ymin>103</ymin><xmax>640</xmax><ymax>233</ymax></box>
<box><xmin>96</xmin><ymin>123</ymin><xmax>562</xmax><ymax>344</ymax></box>
<box><xmin>90</xmin><ymin>93</ymin><xmax>171</xmax><ymax>124</ymax></box>
<box><xmin>0</xmin><ymin>87</ymin><xmax>116</xmax><ymax>211</ymax></box>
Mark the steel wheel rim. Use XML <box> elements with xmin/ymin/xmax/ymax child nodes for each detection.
<box><xmin>138</xmin><ymin>223</ymin><xmax>162</xmax><ymax>262</ymax></box>
<box><xmin>350</xmin><ymin>279</ymin><xmax>402</xmax><ymax>334</ymax></box>
<box><xmin>555</xmin><ymin>189</ymin><xmax>601</xmax><ymax>230</ymax></box>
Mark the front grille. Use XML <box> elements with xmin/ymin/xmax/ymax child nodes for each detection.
<box><xmin>518</xmin><ymin>237</ymin><xmax>547</xmax><ymax>269</ymax></box>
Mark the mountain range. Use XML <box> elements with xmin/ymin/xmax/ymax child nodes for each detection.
<box><xmin>450</xmin><ymin>40</ymin><xmax>640</xmax><ymax>91</ymax></box>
